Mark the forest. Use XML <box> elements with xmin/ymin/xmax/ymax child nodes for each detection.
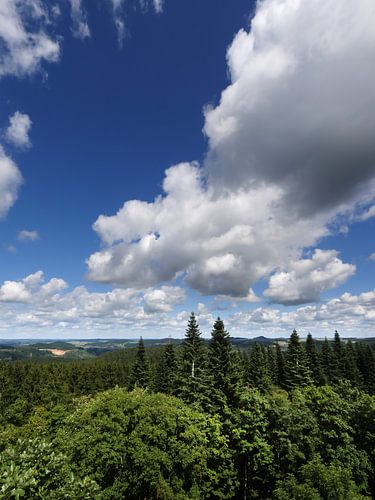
<box><xmin>0</xmin><ymin>315</ymin><xmax>374</xmax><ymax>499</ymax></box>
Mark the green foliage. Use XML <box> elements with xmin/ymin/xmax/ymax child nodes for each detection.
<box><xmin>0</xmin><ymin>324</ymin><xmax>374</xmax><ymax>499</ymax></box>
<box><xmin>0</xmin><ymin>439</ymin><xmax>99</xmax><ymax>499</ymax></box>
<box><xmin>283</xmin><ymin>330</ymin><xmax>313</xmax><ymax>390</ymax></box>
<box><xmin>274</xmin><ymin>455</ymin><xmax>370</xmax><ymax>500</ymax></box>
<box><xmin>130</xmin><ymin>337</ymin><xmax>150</xmax><ymax>389</ymax></box>
<box><xmin>55</xmin><ymin>388</ymin><xmax>237</xmax><ymax>499</ymax></box>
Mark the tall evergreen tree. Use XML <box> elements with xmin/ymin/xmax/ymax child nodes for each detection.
<box><xmin>155</xmin><ymin>342</ymin><xmax>178</xmax><ymax>394</ymax></box>
<box><xmin>283</xmin><ymin>330</ymin><xmax>312</xmax><ymax>390</ymax></box>
<box><xmin>130</xmin><ymin>337</ymin><xmax>149</xmax><ymax>389</ymax></box>
<box><xmin>305</xmin><ymin>333</ymin><xmax>325</xmax><ymax>385</ymax></box>
<box><xmin>332</xmin><ymin>330</ymin><xmax>344</xmax><ymax>379</ymax></box>
<box><xmin>320</xmin><ymin>337</ymin><xmax>334</xmax><ymax>384</ymax></box>
<box><xmin>246</xmin><ymin>343</ymin><xmax>271</xmax><ymax>392</ymax></box>
<box><xmin>176</xmin><ymin>313</ymin><xmax>210</xmax><ymax>407</ymax></box>
<box><xmin>275</xmin><ymin>343</ymin><xmax>286</xmax><ymax>388</ymax></box>
<box><xmin>209</xmin><ymin>317</ymin><xmax>239</xmax><ymax>408</ymax></box>
<box><xmin>343</xmin><ymin>340</ymin><xmax>362</xmax><ymax>386</ymax></box>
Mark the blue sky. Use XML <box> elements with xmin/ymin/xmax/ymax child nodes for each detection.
<box><xmin>0</xmin><ymin>0</ymin><xmax>374</xmax><ymax>339</ymax></box>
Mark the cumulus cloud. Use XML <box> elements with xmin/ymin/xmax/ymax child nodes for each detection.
<box><xmin>17</xmin><ymin>229</ymin><xmax>39</xmax><ymax>241</ymax></box>
<box><xmin>229</xmin><ymin>289</ymin><xmax>375</xmax><ymax>338</ymax></box>
<box><xmin>0</xmin><ymin>270</ymin><xmax>44</xmax><ymax>302</ymax></box>
<box><xmin>0</xmin><ymin>0</ymin><xmax>60</xmax><ymax>78</ymax></box>
<box><xmin>87</xmin><ymin>162</ymin><xmax>330</xmax><ymax>296</ymax></box>
<box><xmin>143</xmin><ymin>286</ymin><xmax>185</xmax><ymax>313</ymax></box>
<box><xmin>204</xmin><ymin>0</ymin><xmax>375</xmax><ymax>216</ymax></box>
<box><xmin>5</xmin><ymin>112</ymin><xmax>32</xmax><ymax>148</ymax></box>
<box><xmin>264</xmin><ymin>249</ymin><xmax>356</xmax><ymax>305</ymax></box>
<box><xmin>0</xmin><ymin>270</ymin><xmax>374</xmax><ymax>338</ymax></box>
<box><xmin>0</xmin><ymin>271</ymin><xmax>188</xmax><ymax>337</ymax></box>
<box><xmin>369</xmin><ymin>253</ymin><xmax>375</xmax><ymax>261</ymax></box>
<box><xmin>87</xmin><ymin>0</ymin><xmax>375</xmax><ymax>301</ymax></box>
<box><xmin>69</xmin><ymin>0</ymin><xmax>90</xmax><ymax>39</ymax></box>
<box><xmin>0</xmin><ymin>146</ymin><xmax>22</xmax><ymax>218</ymax></box>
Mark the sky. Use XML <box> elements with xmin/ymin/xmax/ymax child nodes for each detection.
<box><xmin>0</xmin><ymin>0</ymin><xmax>374</xmax><ymax>339</ymax></box>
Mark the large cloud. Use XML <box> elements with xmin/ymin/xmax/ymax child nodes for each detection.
<box><xmin>264</xmin><ymin>249</ymin><xmax>355</xmax><ymax>305</ymax></box>
<box><xmin>204</xmin><ymin>0</ymin><xmax>375</xmax><ymax>215</ymax></box>
<box><xmin>87</xmin><ymin>0</ymin><xmax>375</xmax><ymax>300</ymax></box>
<box><xmin>87</xmin><ymin>162</ymin><xmax>330</xmax><ymax>296</ymax></box>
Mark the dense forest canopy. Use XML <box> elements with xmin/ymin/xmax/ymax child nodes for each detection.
<box><xmin>0</xmin><ymin>316</ymin><xmax>374</xmax><ymax>499</ymax></box>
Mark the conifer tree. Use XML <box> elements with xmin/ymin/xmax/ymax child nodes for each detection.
<box><xmin>209</xmin><ymin>317</ymin><xmax>238</xmax><ymax>408</ymax></box>
<box><xmin>275</xmin><ymin>343</ymin><xmax>286</xmax><ymax>387</ymax></box>
<box><xmin>130</xmin><ymin>337</ymin><xmax>149</xmax><ymax>389</ymax></box>
<box><xmin>266</xmin><ymin>346</ymin><xmax>277</xmax><ymax>385</ymax></box>
<box><xmin>332</xmin><ymin>330</ymin><xmax>344</xmax><ymax>379</ymax></box>
<box><xmin>343</xmin><ymin>340</ymin><xmax>362</xmax><ymax>386</ymax></box>
<box><xmin>155</xmin><ymin>342</ymin><xmax>178</xmax><ymax>394</ymax></box>
<box><xmin>283</xmin><ymin>330</ymin><xmax>312</xmax><ymax>390</ymax></box>
<box><xmin>246</xmin><ymin>343</ymin><xmax>271</xmax><ymax>392</ymax></box>
<box><xmin>305</xmin><ymin>333</ymin><xmax>325</xmax><ymax>385</ymax></box>
<box><xmin>176</xmin><ymin>313</ymin><xmax>210</xmax><ymax>407</ymax></box>
<box><xmin>321</xmin><ymin>337</ymin><xmax>334</xmax><ymax>384</ymax></box>
<box><xmin>356</xmin><ymin>343</ymin><xmax>375</xmax><ymax>393</ymax></box>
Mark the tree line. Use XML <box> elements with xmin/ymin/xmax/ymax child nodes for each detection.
<box><xmin>0</xmin><ymin>314</ymin><xmax>374</xmax><ymax>498</ymax></box>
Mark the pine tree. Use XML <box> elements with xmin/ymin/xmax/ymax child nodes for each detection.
<box><xmin>176</xmin><ymin>313</ymin><xmax>210</xmax><ymax>407</ymax></box>
<box><xmin>305</xmin><ymin>333</ymin><xmax>325</xmax><ymax>385</ymax></box>
<box><xmin>343</xmin><ymin>340</ymin><xmax>362</xmax><ymax>386</ymax></box>
<box><xmin>320</xmin><ymin>337</ymin><xmax>334</xmax><ymax>384</ymax></box>
<box><xmin>283</xmin><ymin>330</ymin><xmax>312</xmax><ymax>390</ymax></box>
<box><xmin>130</xmin><ymin>337</ymin><xmax>149</xmax><ymax>389</ymax></box>
<box><xmin>209</xmin><ymin>317</ymin><xmax>239</xmax><ymax>408</ymax></box>
<box><xmin>155</xmin><ymin>342</ymin><xmax>178</xmax><ymax>394</ymax></box>
<box><xmin>356</xmin><ymin>343</ymin><xmax>375</xmax><ymax>394</ymax></box>
<box><xmin>332</xmin><ymin>330</ymin><xmax>344</xmax><ymax>380</ymax></box>
<box><xmin>275</xmin><ymin>342</ymin><xmax>286</xmax><ymax>387</ymax></box>
<box><xmin>246</xmin><ymin>343</ymin><xmax>271</xmax><ymax>392</ymax></box>
<box><xmin>266</xmin><ymin>346</ymin><xmax>277</xmax><ymax>385</ymax></box>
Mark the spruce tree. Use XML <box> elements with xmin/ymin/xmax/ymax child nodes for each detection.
<box><xmin>246</xmin><ymin>343</ymin><xmax>271</xmax><ymax>392</ymax></box>
<box><xmin>176</xmin><ymin>313</ymin><xmax>210</xmax><ymax>407</ymax></box>
<box><xmin>275</xmin><ymin>342</ymin><xmax>286</xmax><ymax>388</ymax></box>
<box><xmin>343</xmin><ymin>340</ymin><xmax>362</xmax><ymax>386</ymax></box>
<box><xmin>155</xmin><ymin>342</ymin><xmax>178</xmax><ymax>394</ymax></box>
<box><xmin>130</xmin><ymin>337</ymin><xmax>149</xmax><ymax>389</ymax></box>
<box><xmin>209</xmin><ymin>317</ymin><xmax>239</xmax><ymax>408</ymax></box>
<box><xmin>332</xmin><ymin>330</ymin><xmax>344</xmax><ymax>379</ymax></box>
<box><xmin>305</xmin><ymin>333</ymin><xmax>325</xmax><ymax>386</ymax></box>
<box><xmin>266</xmin><ymin>346</ymin><xmax>277</xmax><ymax>385</ymax></box>
<box><xmin>321</xmin><ymin>337</ymin><xmax>334</xmax><ymax>384</ymax></box>
<box><xmin>283</xmin><ymin>330</ymin><xmax>312</xmax><ymax>390</ymax></box>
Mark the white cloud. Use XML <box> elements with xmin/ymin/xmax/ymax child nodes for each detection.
<box><xmin>0</xmin><ymin>280</ymin><xmax>30</xmax><ymax>302</ymax></box>
<box><xmin>0</xmin><ymin>0</ymin><xmax>60</xmax><ymax>78</ymax></box>
<box><xmin>369</xmin><ymin>253</ymin><xmax>375</xmax><ymax>261</ymax></box>
<box><xmin>0</xmin><ymin>146</ymin><xmax>22</xmax><ymax>218</ymax></box>
<box><xmin>264</xmin><ymin>249</ymin><xmax>355</xmax><ymax>305</ymax></box>
<box><xmin>87</xmin><ymin>162</ymin><xmax>330</xmax><ymax>296</ymax></box>
<box><xmin>204</xmin><ymin>0</ymin><xmax>375</xmax><ymax>216</ymax></box>
<box><xmin>69</xmin><ymin>0</ymin><xmax>90</xmax><ymax>39</ymax></box>
<box><xmin>87</xmin><ymin>0</ymin><xmax>375</xmax><ymax>302</ymax></box>
<box><xmin>143</xmin><ymin>286</ymin><xmax>185</xmax><ymax>313</ymax></box>
<box><xmin>228</xmin><ymin>289</ymin><xmax>375</xmax><ymax>337</ymax></box>
<box><xmin>0</xmin><ymin>271</ymin><xmax>188</xmax><ymax>337</ymax></box>
<box><xmin>0</xmin><ymin>271</ymin><xmax>374</xmax><ymax>338</ymax></box>
<box><xmin>5</xmin><ymin>112</ymin><xmax>32</xmax><ymax>149</ymax></box>
<box><xmin>17</xmin><ymin>229</ymin><xmax>39</xmax><ymax>242</ymax></box>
